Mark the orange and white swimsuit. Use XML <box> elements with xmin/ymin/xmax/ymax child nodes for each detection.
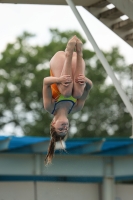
<box><xmin>50</xmin><ymin>69</ymin><xmax>77</xmax><ymax>114</ymax></box>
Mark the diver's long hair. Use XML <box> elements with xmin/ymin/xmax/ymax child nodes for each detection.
<box><xmin>45</xmin><ymin>122</ymin><xmax>67</xmax><ymax>165</ymax></box>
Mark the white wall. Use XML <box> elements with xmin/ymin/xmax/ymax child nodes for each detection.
<box><xmin>0</xmin><ymin>181</ymin><xmax>133</xmax><ymax>200</ymax></box>
<box><xmin>0</xmin><ymin>181</ymin><xmax>99</xmax><ymax>200</ymax></box>
<box><xmin>37</xmin><ymin>182</ymin><xmax>99</xmax><ymax>200</ymax></box>
<box><xmin>115</xmin><ymin>184</ymin><xmax>133</xmax><ymax>200</ymax></box>
<box><xmin>0</xmin><ymin>182</ymin><xmax>34</xmax><ymax>200</ymax></box>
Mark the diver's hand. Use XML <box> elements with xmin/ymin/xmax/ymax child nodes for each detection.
<box><xmin>58</xmin><ymin>75</ymin><xmax>72</xmax><ymax>87</ymax></box>
<box><xmin>75</xmin><ymin>74</ymin><xmax>86</xmax><ymax>85</ymax></box>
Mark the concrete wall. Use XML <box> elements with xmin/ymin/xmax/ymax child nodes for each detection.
<box><xmin>0</xmin><ymin>182</ymin><xmax>34</xmax><ymax>200</ymax></box>
<box><xmin>115</xmin><ymin>184</ymin><xmax>133</xmax><ymax>200</ymax></box>
<box><xmin>0</xmin><ymin>181</ymin><xmax>133</xmax><ymax>200</ymax></box>
<box><xmin>37</xmin><ymin>182</ymin><xmax>99</xmax><ymax>200</ymax></box>
<box><xmin>0</xmin><ymin>182</ymin><xmax>99</xmax><ymax>200</ymax></box>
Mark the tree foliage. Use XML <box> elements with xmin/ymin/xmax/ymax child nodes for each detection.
<box><xmin>0</xmin><ymin>29</ymin><xmax>132</xmax><ymax>137</ymax></box>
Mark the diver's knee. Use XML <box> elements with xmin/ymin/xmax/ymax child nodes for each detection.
<box><xmin>72</xmin><ymin>90</ymin><xmax>83</xmax><ymax>99</ymax></box>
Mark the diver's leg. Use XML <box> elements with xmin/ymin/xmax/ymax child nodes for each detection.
<box><xmin>50</xmin><ymin>36</ymin><xmax>76</xmax><ymax>97</ymax></box>
<box><xmin>72</xmin><ymin>37</ymin><xmax>86</xmax><ymax>99</ymax></box>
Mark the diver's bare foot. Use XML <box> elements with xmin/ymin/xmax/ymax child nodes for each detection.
<box><xmin>76</xmin><ymin>38</ymin><xmax>83</xmax><ymax>57</ymax></box>
<box><xmin>65</xmin><ymin>36</ymin><xmax>76</xmax><ymax>56</ymax></box>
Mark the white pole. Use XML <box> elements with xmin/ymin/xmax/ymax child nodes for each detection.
<box><xmin>103</xmin><ymin>177</ymin><xmax>115</xmax><ymax>200</ymax></box>
<box><xmin>132</xmin><ymin>65</ymin><xmax>133</xmax><ymax>135</ymax></box>
<box><xmin>131</xmin><ymin>65</ymin><xmax>133</xmax><ymax>138</ymax></box>
<box><xmin>103</xmin><ymin>157</ymin><xmax>115</xmax><ymax>200</ymax></box>
<box><xmin>66</xmin><ymin>0</ymin><xmax>133</xmax><ymax>118</ymax></box>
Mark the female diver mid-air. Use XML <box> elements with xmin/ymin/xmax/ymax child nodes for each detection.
<box><xmin>43</xmin><ymin>35</ymin><xmax>93</xmax><ymax>164</ymax></box>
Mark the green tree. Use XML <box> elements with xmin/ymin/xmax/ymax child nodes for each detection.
<box><xmin>0</xmin><ymin>29</ymin><xmax>132</xmax><ymax>137</ymax></box>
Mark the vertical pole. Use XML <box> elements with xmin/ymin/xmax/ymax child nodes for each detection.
<box><xmin>130</xmin><ymin>64</ymin><xmax>133</xmax><ymax>138</ymax></box>
<box><xmin>103</xmin><ymin>158</ymin><xmax>115</xmax><ymax>200</ymax></box>
<box><xmin>103</xmin><ymin>177</ymin><xmax>115</xmax><ymax>200</ymax></box>
<box><xmin>34</xmin><ymin>181</ymin><xmax>38</xmax><ymax>200</ymax></box>
<box><xmin>34</xmin><ymin>154</ymin><xmax>42</xmax><ymax>200</ymax></box>
<box><xmin>66</xmin><ymin>0</ymin><xmax>133</xmax><ymax>118</ymax></box>
<box><xmin>34</xmin><ymin>154</ymin><xmax>41</xmax><ymax>175</ymax></box>
<box><xmin>131</xmin><ymin>64</ymin><xmax>133</xmax><ymax>138</ymax></box>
